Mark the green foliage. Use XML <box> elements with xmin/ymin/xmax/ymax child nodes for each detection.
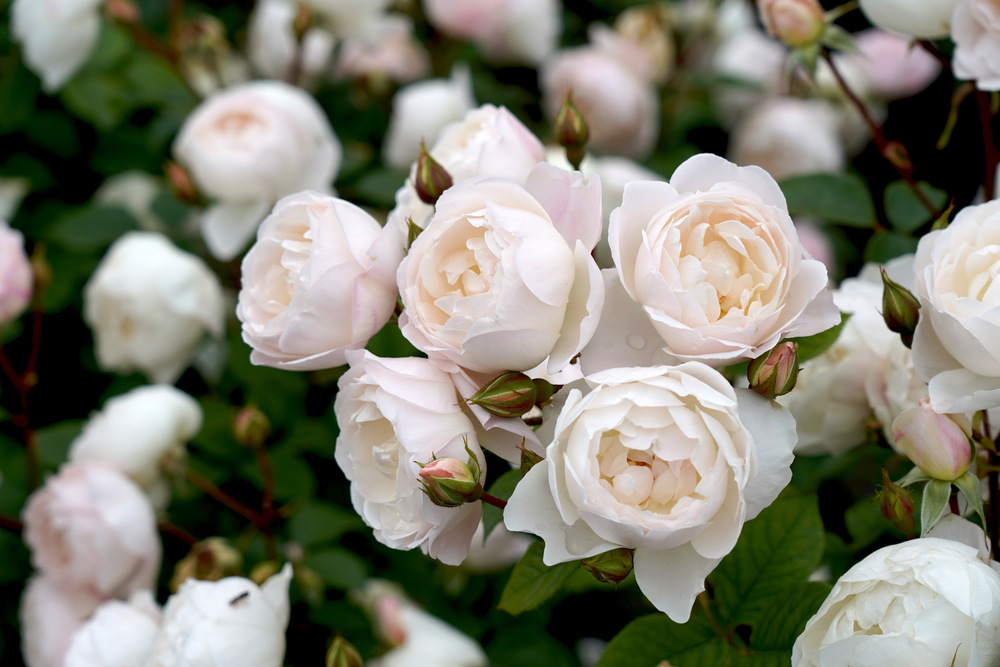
<box><xmin>498</xmin><ymin>542</ymin><xmax>580</xmax><ymax>614</ymax></box>
<box><xmin>780</xmin><ymin>173</ymin><xmax>876</xmax><ymax>227</ymax></box>
<box><xmin>482</xmin><ymin>468</ymin><xmax>522</xmax><ymax>538</ymax></box>
<box><xmin>884</xmin><ymin>181</ymin><xmax>948</xmax><ymax>233</ymax></box>
<box><xmin>789</xmin><ymin>312</ymin><xmax>850</xmax><ymax>363</ymax></box>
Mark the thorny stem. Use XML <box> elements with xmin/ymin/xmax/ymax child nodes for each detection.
<box><xmin>821</xmin><ymin>50</ymin><xmax>940</xmax><ymax>217</ymax></box>
<box><xmin>977</xmin><ymin>90</ymin><xmax>998</xmax><ymax>202</ymax></box>
<box><xmin>159</xmin><ymin>521</ymin><xmax>198</xmax><ymax>546</ymax></box>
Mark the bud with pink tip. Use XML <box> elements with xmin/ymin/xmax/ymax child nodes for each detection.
<box><xmin>756</xmin><ymin>0</ymin><xmax>826</xmax><ymax>48</ymax></box>
<box><xmin>418</xmin><ymin>440</ymin><xmax>483</xmax><ymax>508</ymax></box>
<box><xmin>747</xmin><ymin>341</ymin><xmax>799</xmax><ymax>399</ymax></box>
<box><xmin>892</xmin><ymin>400</ymin><xmax>973</xmax><ymax>481</ymax></box>
<box><xmin>233</xmin><ymin>405</ymin><xmax>271</xmax><ymax>449</ymax></box>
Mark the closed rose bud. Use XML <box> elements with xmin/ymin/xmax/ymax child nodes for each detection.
<box><xmin>233</xmin><ymin>405</ymin><xmax>270</xmax><ymax>449</ymax></box>
<box><xmin>874</xmin><ymin>468</ymin><xmax>915</xmax><ymax>535</ymax></box>
<box><xmin>892</xmin><ymin>400</ymin><xmax>973</xmax><ymax>481</ymax></box>
<box><xmin>415</xmin><ymin>142</ymin><xmax>454</xmax><ymax>205</ymax></box>
<box><xmin>419</xmin><ymin>455</ymin><xmax>483</xmax><ymax>508</ymax></box>
<box><xmin>880</xmin><ymin>268</ymin><xmax>920</xmax><ymax>346</ymax></box>
<box><xmin>747</xmin><ymin>341</ymin><xmax>799</xmax><ymax>399</ymax></box>
<box><xmin>170</xmin><ymin>537</ymin><xmax>244</xmax><ymax>592</ymax></box>
<box><xmin>326</xmin><ymin>636</ymin><xmax>363</xmax><ymax>667</ymax></box>
<box><xmin>757</xmin><ymin>0</ymin><xmax>826</xmax><ymax>48</ymax></box>
<box><xmin>582</xmin><ymin>548</ymin><xmax>635</xmax><ymax>586</ymax></box>
<box><xmin>466</xmin><ymin>372</ymin><xmax>538</xmax><ymax>418</ymax></box>
<box><xmin>553</xmin><ymin>93</ymin><xmax>589</xmax><ymax>170</ymax></box>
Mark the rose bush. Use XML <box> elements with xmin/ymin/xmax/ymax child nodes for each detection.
<box><xmin>504</xmin><ymin>363</ymin><xmax>797</xmax><ymax>622</ymax></box>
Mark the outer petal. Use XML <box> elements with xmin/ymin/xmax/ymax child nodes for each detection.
<box><xmin>609</xmin><ymin>179</ymin><xmax>678</xmax><ymax>296</ymax></box>
<box><xmin>524</xmin><ymin>162</ymin><xmax>603</xmax><ymax>252</ymax></box>
<box><xmin>201</xmin><ymin>200</ymin><xmax>272</xmax><ymax>261</ymax></box>
<box><xmin>633</xmin><ymin>543</ymin><xmax>723</xmax><ymax>623</ymax></box>
<box><xmin>737</xmin><ymin>389</ymin><xmax>797</xmax><ymax>520</ymax></box>
<box><xmin>548</xmin><ymin>241</ymin><xmax>605</xmax><ymax>373</ymax></box>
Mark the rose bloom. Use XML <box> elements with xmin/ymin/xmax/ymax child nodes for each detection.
<box><xmin>952</xmin><ymin>0</ymin><xmax>1000</xmax><ymax>91</ymax></box>
<box><xmin>858</xmin><ymin>0</ymin><xmax>959</xmax><ymax>38</ymax></box>
<box><xmin>334</xmin><ymin>351</ymin><xmax>485</xmax><ymax>565</ymax></box>
<box><xmin>844</xmin><ymin>29</ymin><xmax>942</xmax><ymax>100</ymax></box>
<box><xmin>300</xmin><ymin>0</ymin><xmax>392</xmax><ymax>38</ymax></box>
<box><xmin>912</xmin><ymin>199</ymin><xmax>1000</xmax><ymax>413</ymax></box>
<box><xmin>11</xmin><ymin>0</ymin><xmax>103</xmax><ymax>91</ymax></box>
<box><xmin>246</xmin><ymin>0</ymin><xmax>335</xmax><ymax>85</ymax></box>
<box><xmin>605</xmin><ymin>153</ymin><xmax>839</xmax><ymax>366</ymax></box>
<box><xmin>397</xmin><ymin>165</ymin><xmax>604</xmax><ymax>375</ymax></box>
<box><xmin>0</xmin><ymin>219</ymin><xmax>32</xmax><ymax>325</ymax></box>
<box><xmin>83</xmin><ymin>231</ymin><xmax>226</xmax><ymax>383</ymax></box>
<box><xmin>22</xmin><ymin>463</ymin><xmax>161</xmax><ymax>598</ymax></box>
<box><xmin>541</xmin><ymin>25</ymin><xmax>660</xmax><ymax>159</ymax></box>
<box><xmin>63</xmin><ymin>593</ymin><xmax>161</xmax><ymax>667</ymax></box>
<box><xmin>728</xmin><ymin>97</ymin><xmax>846</xmax><ymax>182</ymax></box>
<box><xmin>423</xmin><ymin>0</ymin><xmax>561</xmax><ymax>66</ymax></box>
<box><xmin>382</xmin><ymin>67</ymin><xmax>476</xmax><ymax>171</ymax></box>
<box><xmin>148</xmin><ymin>565</ymin><xmax>292</xmax><ymax>667</ymax></box>
<box><xmin>237</xmin><ymin>191</ymin><xmax>405</xmax><ymax>371</ymax></box>
<box><xmin>792</xmin><ymin>537</ymin><xmax>1000</xmax><ymax>666</ymax></box>
<box><xmin>68</xmin><ymin>384</ymin><xmax>202</xmax><ymax>509</ymax></box>
<box><xmin>19</xmin><ymin>576</ymin><xmax>103</xmax><ymax>667</ymax></box>
<box><xmin>505</xmin><ymin>363</ymin><xmax>797</xmax><ymax>622</ymax></box>
<box><xmin>173</xmin><ymin>80</ymin><xmax>342</xmax><ymax>259</ymax></box>
<box><xmin>335</xmin><ymin>13</ymin><xmax>430</xmax><ymax>84</ymax></box>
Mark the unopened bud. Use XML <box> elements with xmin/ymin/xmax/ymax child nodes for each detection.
<box><xmin>747</xmin><ymin>341</ymin><xmax>799</xmax><ymax>399</ymax></box>
<box><xmin>293</xmin><ymin>3</ymin><xmax>313</xmax><ymax>40</ymax></box>
<box><xmin>533</xmin><ymin>378</ymin><xmax>558</xmax><ymax>407</ymax></box>
<box><xmin>418</xmin><ymin>441</ymin><xmax>483</xmax><ymax>507</ymax></box>
<box><xmin>233</xmin><ymin>405</ymin><xmax>270</xmax><ymax>448</ymax></box>
<box><xmin>29</xmin><ymin>243</ymin><xmax>51</xmax><ymax>308</ymax></box>
<box><xmin>415</xmin><ymin>142</ymin><xmax>453</xmax><ymax>205</ymax></box>
<box><xmin>248</xmin><ymin>560</ymin><xmax>283</xmax><ymax>586</ymax></box>
<box><xmin>554</xmin><ymin>92</ymin><xmax>589</xmax><ymax>170</ymax></box>
<box><xmin>880</xmin><ymin>268</ymin><xmax>920</xmax><ymax>347</ymax></box>
<box><xmin>756</xmin><ymin>0</ymin><xmax>825</xmax><ymax>48</ymax></box>
<box><xmin>170</xmin><ymin>537</ymin><xmax>244</xmax><ymax>592</ymax></box>
<box><xmin>892</xmin><ymin>400</ymin><xmax>973</xmax><ymax>481</ymax></box>
<box><xmin>467</xmin><ymin>371</ymin><xmax>538</xmax><ymax>418</ymax></box>
<box><xmin>882</xmin><ymin>141</ymin><xmax>913</xmax><ymax>174</ymax></box>
<box><xmin>931</xmin><ymin>201</ymin><xmax>955</xmax><ymax>231</ymax></box>
<box><xmin>105</xmin><ymin>0</ymin><xmax>140</xmax><ymax>23</ymax></box>
<box><xmin>875</xmin><ymin>468</ymin><xmax>915</xmax><ymax>535</ymax></box>
<box><xmin>166</xmin><ymin>161</ymin><xmax>200</xmax><ymax>205</ymax></box>
<box><xmin>582</xmin><ymin>548</ymin><xmax>634</xmax><ymax>585</ymax></box>
<box><xmin>326</xmin><ymin>636</ymin><xmax>364</xmax><ymax>667</ymax></box>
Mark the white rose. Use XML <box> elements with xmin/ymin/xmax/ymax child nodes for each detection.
<box><xmin>68</xmin><ymin>384</ymin><xmax>202</xmax><ymax>508</ymax></box>
<box><xmin>333</xmin><ymin>351</ymin><xmax>485</xmax><ymax>565</ymax></box>
<box><xmin>22</xmin><ymin>463</ymin><xmax>161</xmax><ymax>597</ymax></box>
<box><xmin>246</xmin><ymin>0</ymin><xmax>335</xmax><ymax>86</ymax></box>
<box><xmin>83</xmin><ymin>231</ymin><xmax>226</xmax><ymax>384</ymax></box>
<box><xmin>386</xmin><ymin>103</ymin><xmax>546</xmax><ymax>235</ymax></box>
<box><xmin>858</xmin><ymin>0</ymin><xmax>959</xmax><ymax>38</ymax></box>
<box><xmin>423</xmin><ymin>0</ymin><xmax>560</xmax><ymax>66</ymax></box>
<box><xmin>237</xmin><ymin>191</ymin><xmax>405</xmax><ymax>371</ymax></box>
<box><xmin>148</xmin><ymin>564</ymin><xmax>292</xmax><ymax>667</ymax></box>
<box><xmin>11</xmin><ymin>0</ymin><xmax>103</xmax><ymax>91</ymax></box>
<box><xmin>19</xmin><ymin>576</ymin><xmax>103</xmax><ymax>667</ymax></box>
<box><xmin>0</xmin><ymin>219</ymin><xmax>32</xmax><ymax>326</ymax></box>
<box><xmin>728</xmin><ymin>97</ymin><xmax>846</xmax><ymax>182</ymax></box>
<box><xmin>301</xmin><ymin>0</ymin><xmax>393</xmax><ymax>39</ymax></box>
<box><xmin>462</xmin><ymin>521</ymin><xmax>532</xmax><ymax>573</ymax></box>
<box><xmin>845</xmin><ymin>29</ymin><xmax>942</xmax><ymax>100</ymax></box>
<box><xmin>952</xmin><ymin>0</ymin><xmax>1000</xmax><ymax>91</ymax></box>
<box><xmin>63</xmin><ymin>592</ymin><xmax>161</xmax><ymax>667</ymax></box>
<box><xmin>792</xmin><ymin>537</ymin><xmax>1000</xmax><ymax>666</ymax></box>
<box><xmin>912</xmin><ymin>199</ymin><xmax>1000</xmax><ymax>412</ymax></box>
<box><xmin>173</xmin><ymin>80</ymin><xmax>341</xmax><ymax>259</ymax></box>
<box><xmin>397</xmin><ymin>165</ymin><xmax>604</xmax><ymax>375</ymax></box>
<box><xmin>601</xmin><ymin>153</ymin><xmax>839</xmax><ymax>367</ymax></box>
<box><xmin>711</xmin><ymin>28</ymin><xmax>787</xmax><ymax>129</ymax></box>
<box><xmin>541</xmin><ymin>26</ymin><xmax>660</xmax><ymax>159</ymax></box>
<box><xmin>335</xmin><ymin>13</ymin><xmax>430</xmax><ymax>83</ymax></box>
<box><xmin>504</xmin><ymin>363</ymin><xmax>798</xmax><ymax>622</ymax></box>
<box><xmin>383</xmin><ymin>66</ymin><xmax>476</xmax><ymax>171</ymax></box>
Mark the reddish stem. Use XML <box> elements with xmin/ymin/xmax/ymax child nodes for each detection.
<box><xmin>186</xmin><ymin>467</ymin><xmax>262</xmax><ymax>525</ymax></box>
<box><xmin>0</xmin><ymin>514</ymin><xmax>23</xmax><ymax>535</ymax></box>
<box><xmin>481</xmin><ymin>492</ymin><xmax>507</xmax><ymax>510</ymax></box>
<box><xmin>978</xmin><ymin>90</ymin><xmax>998</xmax><ymax>202</ymax></box>
<box><xmin>159</xmin><ymin>521</ymin><xmax>198</xmax><ymax>546</ymax></box>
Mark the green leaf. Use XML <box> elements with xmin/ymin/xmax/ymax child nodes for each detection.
<box><xmin>920</xmin><ymin>479</ymin><xmax>952</xmax><ymax>536</ymax></box>
<box><xmin>47</xmin><ymin>206</ymin><xmax>137</xmax><ymax>251</ymax></box>
<box><xmin>596</xmin><ymin>614</ymin><xmax>726</xmax><ymax>667</ymax></box>
<box><xmin>36</xmin><ymin>421</ymin><xmax>84</xmax><ymax>470</ymax></box>
<box><xmin>710</xmin><ymin>495</ymin><xmax>824</xmax><ymax>625</ymax></box>
<box><xmin>954</xmin><ymin>470</ymin><xmax>987</xmax><ymax>531</ymax></box>
<box><xmin>884</xmin><ymin>181</ymin><xmax>948</xmax><ymax>233</ymax></box>
<box><xmin>498</xmin><ymin>541</ymin><xmax>578</xmax><ymax>614</ymax></box>
<box><xmin>305</xmin><ymin>548</ymin><xmax>368</xmax><ymax>590</ymax></box>
<box><xmin>750</xmin><ymin>581</ymin><xmax>830</xmax><ymax>651</ymax></box>
<box><xmin>289</xmin><ymin>502</ymin><xmax>364</xmax><ymax>547</ymax></box>
<box><xmin>487</xmin><ymin>625</ymin><xmax>578</xmax><ymax>667</ymax></box>
<box><xmin>780</xmin><ymin>173</ymin><xmax>876</xmax><ymax>227</ymax></box>
<box><xmin>482</xmin><ymin>468</ymin><xmax>521</xmax><ymax>539</ymax></box>
<box><xmin>864</xmin><ymin>233</ymin><xmax>919</xmax><ymax>264</ymax></box>
<box><xmin>789</xmin><ymin>312</ymin><xmax>850</xmax><ymax>362</ymax></box>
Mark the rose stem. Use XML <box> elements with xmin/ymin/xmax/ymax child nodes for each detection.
<box><xmin>977</xmin><ymin>89</ymin><xmax>998</xmax><ymax>201</ymax></box>
<box><xmin>159</xmin><ymin>520</ymin><xmax>198</xmax><ymax>546</ymax></box>
<box><xmin>984</xmin><ymin>409</ymin><xmax>999</xmax><ymax>560</ymax></box>
<box><xmin>0</xmin><ymin>308</ymin><xmax>43</xmax><ymax>491</ymax></box>
<box><xmin>821</xmin><ymin>50</ymin><xmax>940</xmax><ymax>217</ymax></box>
<box><xmin>252</xmin><ymin>443</ymin><xmax>281</xmax><ymax>561</ymax></box>
<box><xmin>168</xmin><ymin>0</ymin><xmax>185</xmax><ymax>49</ymax></box>
<box><xmin>480</xmin><ymin>492</ymin><xmax>507</xmax><ymax>510</ymax></box>
<box><xmin>185</xmin><ymin>467</ymin><xmax>263</xmax><ymax>525</ymax></box>
<box><xmin>0</xmin><ymin>514</ymin><xmax>23</xmax><ymax>535</ymax></box>
<box><xmin>917</xmin><ymin>40</ymin><xmax>952</xmax><ymax>70</ymax></box>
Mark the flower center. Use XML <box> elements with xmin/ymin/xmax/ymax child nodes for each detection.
<box><xmin>596</xmin><ymin>429</ymin><xmax>703</xmax><ymax>513</ymax></box>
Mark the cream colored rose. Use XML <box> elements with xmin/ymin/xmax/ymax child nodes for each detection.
<box><xmin>858</xmin><ymin>0</ymin><xmax>959</xmax><ymax>38</ymax></box>
<box><xmin>11</xmin><ymin>0</ymin><xmax>103</xmax><ymax>91</ymax></box>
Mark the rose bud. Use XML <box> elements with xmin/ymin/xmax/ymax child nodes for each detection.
<box><xmin>415</xmin><ymin>142</ymin><xmax>453</xmax><ymax>205</ymax></box>
<box><xmin>326</xmin><ymin>636</ymin><xmax>363</xmax><ymax>667</ymax></box>
<box><xmin>466</xmin><ymin>372</ymin><xmax>538</xmax><ymax>419</ymax></box>
<box><xmin>418</xmin><ymin>453</ymin><xmax>484</xmax><ymax>508</ymax></box>
<box><xmin>233</xmin><ymin>405</ymin><xmax>270</xmax><ymax>449</ymax></box>
<box><xmin>553</xmin><ymin>92</ymin><xmax>589</xmax><ymax>170</ymax></box>
<box><xmin>880</xmin><ymin>268</ymin><xmax>920</xmax><ymax>347</ymax></box>
<box><xmin>892</xmin><ymin>400</ymin><xmax>973</xmax><ymax>481</ymax></box>
<box><xmin>757</xmin><ymin>0</ymin><xmax>826</xmax><ymax>48</ymax></box>
<box><xmin>747</xmin><ymin>341</ymin><xmax>799</xmax><ymax>399</ymax></box>
<box><xmin>874</xmin><ymin>468</ymin><xmax>915</xmax><ymax>535</ymax></box>
<box><xmin>170</xmin><ymin>537</ymin><xmax>244</xmax><ymax>592</ymax></box>
<box><xmin>582</xmin><ymin>548</ymin><xmax>635</xmax><ymax>586</ymax></box>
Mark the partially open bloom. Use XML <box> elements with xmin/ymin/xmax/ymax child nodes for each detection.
<box><xmin>11</xmin><ymin>0</ymin><xmax>103</xmax><ymax>91</ymax></box>
<box><xmin>423</xmin><ymin>0</ymin><xmax>560</xmax><ymax>66</ymax></box>
<box><xmin>893</xmin><ymin>400</ymin><xmax>973</xmax><ymax>481</ymax></box>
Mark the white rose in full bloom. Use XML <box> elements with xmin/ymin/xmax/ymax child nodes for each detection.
<box><xmin>148</xmin><ymin>564</ymin><xmax>292</xmax><ymax>667</ymax></box>
<box><xmin>845</xmin><ymin>29</ymin><xmax>942</xmax><ymax>100</ymax></box>
<box><xmin>541</xmin><ymin>25</ymin><xmax>660</xmax><ymax>159</ymax></box>
<box><xmin>792</xmin><ymin>537</ymin><xmax>1000</xmax><ymax>666</ymax></box>
<box><xmin>19</xmin><ymin>576</ymin><xmax>103</xmax><ymax>667</ymax></box>
<box><xmin>397</xmin><ymin>165</ymin><xmax>604</xmax><ymax>375</ymax></box>
<box><xmin>22</xmin><ymin>463</ymin><xmax>161</xmax><ymax>598</ymax></box>
<box><xmin>334</xmin><ymin>351</ymin><xmax>485</xmax><ymax>565</ymax></box>
<box><xmin>912</xmin><ymin>199</ymin><xmax>1000</xmax><ymax>413</ymax></box>
<box><xmin>173</xmin><ymin>80</ymin><xmax>341</xmax><ymax>259</ymax></box>
<box><xmin>386</xmin><ymin>103</ymin><xmax>546</xmax><ymax>235</ymax></box>
<box><xmin>11</xmin><ymin>0</ymin><xmax>103</xmax><ymax>92</ymax></box>
<box><xmin>246</xmin><ymin>0</ymin><xmax>335</xmax><ymax>86</ymax></box>
<box><xmin>237</xmin><ymin>191</ymin><xmax>405</xmax><ymax>371</ymax></box>
<box><xmin>858</xmin><ymin>0</ymin><xmax>959</xmax><ymax>37</ymax></box>
<box><xmin>63</xmin><ymin>592</ymin><xmax>161</xmax><ymax>667</ymax></box>
<box><xmin>68</xmin><ymin>384</ymin><xmax>202</xmax><ymax>508</ymax></box>
<box><xmin>335</xmin><ymin>13</ymin><xmax>430</xmax><ymax>83</ymax></box>
<box><xmin>505</xmin><ymin>363</ymin><xmax>798</xmax><ymax>622</ymax></box>
<box><xmin>423</xmin><ymin>0</ymin><xmax>560</xmax><ymax>66</ymax></box>
<box><xmin>383</xmin><ymin>67</ymin><xmax>476</xmax><ymax>171</ymax></box>
<box><xmin>601</xmin><ymin>153</ymin><xmax>839</xmax><ymax>367</ymax></box>
<box><xmin>83</xmin><ymin>231</ymin><xmax>226</xmax><ymax>383</ymax></box>
<box><xmin>0</xmin><ymin>219</ymin><xmax>32</xmax><ymax>326</ymax></box>
<box><xmin>952</xmin><ymin>0</ymin><xmax>1000</xmax><ymax>91</ymax></box>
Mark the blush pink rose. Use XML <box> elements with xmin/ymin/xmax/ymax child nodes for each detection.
<box><xmin>19</xmin><ymin>576</ymin><xmax>104</xmax><ymax>667</ymax></box>
<box><xmin>0</xmin><ymin>220</ymin><xmax>32</xmax><ymax>325</ymax></box>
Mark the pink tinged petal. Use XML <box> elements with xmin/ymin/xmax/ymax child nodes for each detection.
<box><xmin>736</xmin><ymin>389</ymin><xmax>797</xmax><ymax>520</ymax></box>
<box><xmin>548</xmin><ymin>242</ymin><xmax>605</xmax><ymax>374</ymax></box>
<box><xmin>633</xmin><ymin>543</ymin><xmax>723</xmax><ymax>623</ymax></box>
<box><xmin>524</xmin><ymin>162</ymin><xmax>603</xmax><ymax>252</ymax></box>
<box><xmin>201</xmin><ymin>200</ymin><xmax>272</xmax><ymax>261</ymax></box>
<box><xmin>927</xmin><ymin>368</ymin><xmax>1000</xmax><ymax>414</ymax></box>
<box><xmin>609</xmin><ymin>180</ymin><xmax>679</xmax><ymax>296</ymax></box>
<box><xmin>503</xmin><ymin>461</ymin><xmax>618</xmax><ymax>564</ymax></box>
<box><xmin>778</xmin><ymin>261</ymin><xmax>840</xmax><ymax>339</ymax></box>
